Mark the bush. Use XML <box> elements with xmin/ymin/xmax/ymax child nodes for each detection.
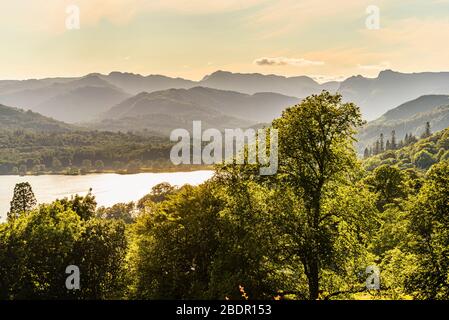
<box><xmin>413</xmin><ymin>150</ymin><xmax>436</xmax><ymax>169</ymax></box>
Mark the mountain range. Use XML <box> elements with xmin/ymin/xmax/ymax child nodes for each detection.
<box><xmin>1</xmin><ymin>69</ymin><xmax>449</xmax><ymax>138</ymax></box>
<box><xmin>340</xmin><ymin>70</ymin><xmax>449</xmax><ymax>120</ymax></box>
<box><xmin>1</xmin><ymin>70</ymin><xmax>447</xmax><ymax>125</ymax></box>
<box><xmin>91</xmin><ymin>87</ymin><xmax>298</xmax><ymax>134</ymax></box>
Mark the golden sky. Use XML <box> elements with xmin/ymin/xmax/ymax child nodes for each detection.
<box><xmin>0</xmin><ymin>0</ymin><xmax>448</xmax><ymax>81</ymax></box>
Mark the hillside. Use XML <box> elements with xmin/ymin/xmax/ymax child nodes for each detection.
<box><xmin>0</xmin><ymin>75</ymin><xmax>130</xmax><ymax>123</ymax></box>
<box><xmin>0</xmin><ymin>129</ymin><xmax>175</xmax><ymax>175</ymax></box>
<box><xmin>339</xmin><ymin>70</ymin><xmax>449</xmax><ymax>120</ymax></box>
<box><xmin>357</xmin><ymin>95</ymin><xmax>449</xmax><ymax>153</ymax></box>
<box><xmin>33</xmin><ymin>85</ymin><xmax>130</xmax><ymax>123</ymax></box>
<box><xmin>363</xmin><ymin>125</ymin><xmax>449</xmax><ymax>171</ymax></box>
<box><xmin>93</xmin><ymin>87</ymin><xmax>299</xmax><ymax>134</ymax></box>
<box><xmin>381</xmin><ymin>95</ymin><xmax>449</xmax><ymax>121</ymax></box>
<box><xmin>0</xmin><ymin>104</ymin><xmax>75</xmax><ymax>132</ymax></box>
<box><xmin>101</xmin><ymin>72</ymin><xmax>196</xmax><ymax>95</ymax></box>
<box><xmin>103</xmin><ymin>87</ymin><xmax>298</xmax><ymax>121</ymax></box>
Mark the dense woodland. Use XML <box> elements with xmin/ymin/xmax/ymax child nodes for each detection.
<box><xmin>1</xmin><ymin>92</ymin><xmax>448</xmax><ymax>300</ymax></box>
<box><xmin>0</xmin><ymin>104</ymin><xmax>188</xmax><ymax>174</ymax></box>
<box><xmin>0</xmin><ymin>130</ymin><xmax>181</xmax><ymax>175</ymax></box>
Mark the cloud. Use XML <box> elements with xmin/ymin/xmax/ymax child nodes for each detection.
<box><xmin>0</xmin><ymin>0</ymin><xmax>266</xmax><ymax>32</ymax></box>
<box><xmin>254</xmin><ymin>57</ymin><xmax>324</xmax><ymax>67</ymax></box>
<box><xmin>358</xmin><ymin>61</ymin><xmax>391</xmax><ymax>70</ymax></box>
<box><xmin>311</xmin><ymin>75</ymin><xmax>348</xmax><ymax>83</ymax></box>
<box><xmin>246</xmin><ymin>0</ymin><xmax>375</xmax><ymax>39</ymax></box>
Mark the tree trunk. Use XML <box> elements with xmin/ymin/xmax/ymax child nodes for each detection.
<box><xmin>307</xmin><ymin>253</ymin><xmax>320</xmax><ymax>300</ymax></box>
<box><xmin>308</xmin><ymin>193</ymin><xmax>321</xmax><ymax>300</ymax></box>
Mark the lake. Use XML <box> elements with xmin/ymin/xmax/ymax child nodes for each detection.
<box><xmin>0</xmin><ymin>170</ymin><xmax>214</xmax><ymax>222</ymax></box>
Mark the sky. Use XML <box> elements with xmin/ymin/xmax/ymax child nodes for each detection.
<box><xmin>0</xmin><ymin>0</ymin><xmax>448</xmax><ymax>81</ymax></box>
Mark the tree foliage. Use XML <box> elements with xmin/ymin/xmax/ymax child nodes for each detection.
<box><xmin>8</xmin><ymin>182</ymin><xmax>37</xmax><ymax>220</ymax></box>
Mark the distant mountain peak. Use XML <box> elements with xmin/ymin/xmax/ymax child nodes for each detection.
<box><xmin>378</xmin><ymin>69</ymin><xmax>402</xmax><ymax>79</ymax></box>
<box><xmin>73</xmin><ymin>74</ymin><xmax>114</xmax><ymax>87</ymax></box>
<box><xmin>201</xmin><ymin>70</ymin><xmax>233</xmax><ymax>81</ymax></box>
<box><xmin>84</xmin><ymin>73</ymin><xmax>104</xmax><ymax>78</ymax></box>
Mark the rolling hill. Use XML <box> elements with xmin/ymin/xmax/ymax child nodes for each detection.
<box><xmin>92</xmin><ymin>87</ymin><xmax>299</xmax><ymax>134</ymax></box>
<box><xmin>100</xmin><ymin>72</ymin><xmax>196</xmax><ymax>95</ymax></box>
<box><xmin>357</xmin><ymin>95</ymin><xmax>449</xmax><ymax>154</ymax></box>
<box><xmin>33</xmin><ymin>85</ymin><xmax>130</xmax><ymax>123</ymax></box>
<box><xmin>0</xmin><ymin>104</ymin><xmax>75</xmax><ymax>132</ymax></box>
<box><xmin>0</xmin><ymin>75</ymin><xmax>130</xmax><ymax>123</ymax></box>
<box><xmin>363</xmin><ymin>125</ymin><xmax>449</xmax><ymax>171</ymax></box>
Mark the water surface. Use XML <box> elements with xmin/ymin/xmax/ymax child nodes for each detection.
<box><xmin>0</xmin><ymin>170</ymin><xmax>214</xmax><ymax>222</ymax></box>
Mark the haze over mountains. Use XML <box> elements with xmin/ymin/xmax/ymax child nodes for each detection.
<box><xmin>340</xmin><ymin>70</ymin><xmax>449</xmax><ymax>120</ymax></box>
<box><xmin>1</xmin><ymin>70</ymin><xmax>449</xmax><ymax>137</ymax></box>
<box><xmin>0</xmin><ymin>104</ymin><xmax>75</xmax><ymax>132</ymax></box>
<box><xmin>92</xmin><ymin>87</ymin><xmax>298</xmax><ymax>134</ymax></box>
<box><xmin>0</xmin><ymin>75</ymin><xmax>130</xmax><ymax>123</ymax></box>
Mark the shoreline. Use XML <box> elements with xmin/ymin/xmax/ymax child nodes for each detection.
<box><xmin>0</xmin><ymin>165</ymin><xmax>214</xmax><ymax>177</ymax></box>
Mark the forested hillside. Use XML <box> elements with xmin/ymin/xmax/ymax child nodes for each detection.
<box><xmin>0</xmin><ymin>104</ymin><xmax>185</xmax><ymax>175</ymax></box>
<box><xmin>363</xmin><ymin>125</ymin><xmax>449</xmax><ymax>171</ymax></box>
<box><xmin>0</xmin><ymin>130</ymin><xmax>175</xmax><ymax>175</ymax></box>
<box><xmin>357</xmin><ymin>95</ymin><xmax>449</xmax><ymax>153</ymax></box>
<box><xmin>0</xmin><ymin>104</ymin><xmax>75</xmax><ymax>132</ymax></box>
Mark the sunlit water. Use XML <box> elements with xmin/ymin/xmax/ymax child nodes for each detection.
<box><xmin>0</xmin><ymin>170</ymin><xmax>214</xmax><ymax>222</ymax></box>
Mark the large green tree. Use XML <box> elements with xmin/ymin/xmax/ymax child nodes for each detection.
<box><xmin>128</xmin><ymin>183</ymin><xmax>224</xmax><ymax>299</ymax></box>
<box><xmin>405</xmin><ymin>160</ymin><xmax>449</xmax><ymax>299</ymax></box>
<box><xmin>271</xmin><ymin>91</ymin><xmax>365</xmax><ymax>299</ymax></box>
<box><xmin>365</xmin><ymin>165</ymin><xmax>407</xmax><ymax>211</ymax></box>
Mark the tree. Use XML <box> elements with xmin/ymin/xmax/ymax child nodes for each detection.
<box><xmin>58</xmin><ymin>190</ymin><xmax>97</xmax><ymax>220</ymax></box>
<box><xmin>96</xmin><ymin>202</ymin><xmax>136</xmax><ymax>224</ymax></box>
<box><xmin>421</xmin><ymin>122</ymin><xmax>431</xmax><ymax>139</ymax></box>
<box><xmin>364</xmin><ymin>147</ymin><xmax>370</xmax><ymax>159</ymax></box>
<box><xmin>0</xmin><ymin>202</ymin><xmax>83</xmax><ymax>299</ymax></box>
<box><xmin>19</xmin><ymin>164</ymin><xmax>27</xmax><ymax>175</ymax></box>
<box><xmin>137</xmin><ymin>182</ymin><xmax>177</xmax><ymax>209</ymax></box>
<box><xmin>95</xmin><ymin>160</ymin><xmax>105</xmax><ymax>171</ymax></box>
<box><xmin>0</xmin><ymin>194</ymin><xmax>128</xmax><ymax>300</ymax></box>
<box><xmin>8</xmin><ymin>182</ymin><xmax>37</xmax><ymax>220</ymax></box>
<box><xmin>82</xmin><ymin>159</ymin><xmax>92</xmax><ymax>171</ymax></box>
<box><xmin>374</xmin><ymin>140</ymin><xmax>380</xmax><ymax>155</ymax></box>
<box><xmin>129</xmin><ymin>183</ymin><xmax>224</xmax><ymax>299</ymax></box>
<box><xmin>365</xmin><ymin>165</ymin><xmax>406</xmax><ymax>211</ymax></box>
<box><xmin>414</xmin><ymin>150</ymin><xmax>436</xmax><ymax>169</ymax></box>
<box><xmin>391</xmin><ymin>130</ymin><xmax>397</xmax><ymax>150</ymax></box>
<box><xmin>73</xmin><ymin>218</ymin><xmax>128</xmax><ymax>299</ymax></box>
<box><xmin>271</xmin><ymin>91</ymin><xmax>365</xmax><ymax>299</ymax></box>
<box><xmin>380</xmin><ymin>133</ymin><xmax>385</xmax><ymax>153</ymax></box>
<box><xmin>405</xmin><ymin>161</ymin><xmax>449</xmax><ymax>299</ymax></box>
<box><xmin>52</xmin><ymin>158</ymin><xmax>62</xmax><ymax>171</ymax></box>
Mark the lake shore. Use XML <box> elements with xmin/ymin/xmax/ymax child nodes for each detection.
<box><xmin>0</xmin><ymin>165</ymin><xmax>214</xmax><ymax>177</ymax></box>
<box><xmin>0</xmin><ymin>170</ymin><xmax>214</xmax><ymax>222</ymax></box>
